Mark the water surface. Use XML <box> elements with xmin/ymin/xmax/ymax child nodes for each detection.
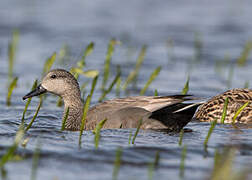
<box><xmin>0</xmin><ymin>0</ymin><xmax>252</xmax><ymax>179</ymax></box>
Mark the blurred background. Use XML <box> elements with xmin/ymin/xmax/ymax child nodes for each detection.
<box><xmin>0</xmin><ymin>1</ymin><xmax>252</xmax><ymax>180</ymax></box>
<box><xmin>0</xmin><ymin>0</ymin><xmax>251</xmax><ymax>97</ymax></box>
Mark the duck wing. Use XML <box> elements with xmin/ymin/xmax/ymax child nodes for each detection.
<box><xmin>85</xmin><ymin>95</ymin><xmax>199</xmax><ymax>130</ymax></box>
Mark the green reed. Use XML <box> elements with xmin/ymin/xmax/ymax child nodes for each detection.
<box><xmin>8</xmin><ymin>30</ymin><xmax>19</xmax><ymax>80</ymax></box>
<box><xmin>21</xmin><ymin>79</ymin><xmax>38</xmax><ymax>123</ymax></box>
<box><xmin>112</xmin><ymin>147</ymin><xmax>122</xmax><ymax>180</ymax></box>
<box><xmin>194</xmin><ymin>32</ymin><xmax>203</xmax><ymax>62</ymax></box>
<box><xmin>166</xmin><ymin>38</ymin><xmax>174</xmax><ymax>62</ymax></box>
<box><xmin>128</xmin><ymin>131</ymin><xmax>132</xmax><ymax>145</ymax></box>
<box><xmin>115</xmin><ymin>65</ymin><xmax>122</xmax><ymax>97</ymax></box>
<box><xmin>58</xmin><ymin>44</ymin><xmax>70</xmax><ymax>64</ymax></box>
<box><xmin>71</xmin><ymin>68</ymin><xmax>99</xmax><ymax>79</ymax></box>
<box><xmin>99</xmin><ymin>66</ymin><xmax>121</xmax><ymax>102</ymax></box>
<box><xmin>221</xmin><ymin>97</ymin><xmax>229</xmax><ymax>124</ymax></box>
<box><xmin>154</xmin><ymin>89</ymin><xmax>158</xmax><ymax>96</ymax></box>
<box><xmin>56</xmin><ymin>97</ymin><xmax>63</xmax><ymax>107</ymax></box>
<box><xmin>78</xmin><ymin>42</ymin><xmax>94</xmax><ymax>69</ymax></box>
<box><xmin>179</xmin><ymin>145</ymin><xmax>187</xmax><ymax>178</ymax></box>
<box><xmin>204</xmin><ymin>119</ymin><xmax>217</xmax><ymax>148</ymax></box>
<box><xmin>42</xmin><ymin>52</ymin><xmax>56</xmax><ymax>75</ymax></box>
<box><xmin>30</xmin><ymin>140</ymin><xmax>41</xmax><ymax>180</ymax></box>
<box><xmin>94</xmin><ymin>118</ymin><xmax>107</xmax><ymax>149</ymax></box>
<box><xmin>0</xmin><ymin>123</ymin><xmax>24</xmax><ymax>168</ymax></box>
<box><xmin>140</xmin><ymin>66</ymin><xmax>161</xmax><ymax>95</ymax></box>
<box><xmin>61</xmin><ymin>106</ymin><xmax>69</xmax><ymax>131</ymax></box>
<box><xmin>214</xmin><ymin>54</ymin><xmax>230</xmax><ymax>76</ymax></box>
<box><xmin>209</xmin><ymin>148</ymin><xmax>236</xmax><ymax>180</ymax></box>
<box><xmin>25</xmin><ymin>98</ymin><xmax>43</xmax><ymax>132</ymax></box>
<box><xmin>1</xmin><ymin>167</ymin><xmax>7</xmax><ymax>180</ymax></box>
<box><xmin>101</xmin><ymin>39</ymin><xmax>117</xmax><ymax>91</ymax></box>
<box><xmin>181</xmin><ymin>76</ymin><xmax>190</xmax><ymax>95</ymax></box>
<box><xmin>79</xmin><ymin>95</ymin><xmax>91</xmax><ymax>146</ymax></box>
<box><xmin>74</xmin><ymin>42</ymin><xmax>95</xmax><ymax>79</ymax></box>
<box><xmin>90</xmin><ymin>75</ymin><xmax>99</xmax><ymax>99</ymax></box>
<box><xmin>236</xmin><ymin>41</ymin><xmax>252</xmax><ymax>67</ymax></box>
<box><xmin>244</xmin><ymin>81</ymin><xmax>249</xmax><ymax>88</ymax></box>
<box><xmin>6</xmin><ymin>77</ymin><xmax>18</xmax><ymax>106</ymax></box>
<box><xmin>211</xmin><ymin>147</ymin><xmax>251</xmax><ymax>180</ymax></box>
<box><xmin>116</xmin><ymin>76</ymin><xmax>121</xmax><ymax>97</ymax></box>
<box><xmin>131</xmin><ymin>119</ymin><xmax>142</xmax><ymax>144</ymax></box>
<box><xmin>226</xmin><ymin>65</ymin><xmax>234</xmax><ymax>88</ymax></box>
<box><xmin>178</xmin><ymin>129</ymin><xmax>184</xmax><ymax>146</ymax></box>
<box><xmin>148</xmin><ymin>151</ymin><xmax>160</xmax><ymax>180</ymax></box>
<box><xmin>232</xmin><ymin>102</ymin><xmax>250</xmax><ymax>124</ymax></box>
<box><xmin>123</xmin><ymin>45</ymin><xmax>147</xmax><ymax>90</ymax></box>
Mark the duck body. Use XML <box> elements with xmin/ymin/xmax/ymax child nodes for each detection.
<box><xmin>195</xmin><ymin>88</ymin><xmax>252</xmax><ymax>123</ymax></box>
<box><xmin>23</xmin><ymin>69</ymin><xmax>200</xmax><ymax>131</ymax></box>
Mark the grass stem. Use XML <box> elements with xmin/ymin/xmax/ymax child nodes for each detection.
<box><xmin>131</xmin><ymin>119</ymin><xmax>142</xmax><ymax>144</ymax></box>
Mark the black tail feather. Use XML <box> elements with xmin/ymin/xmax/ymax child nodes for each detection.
<box><xmin>149</xmin><ymin>103</ymin><xmax>201</xmax><ymax>131</ymax></box>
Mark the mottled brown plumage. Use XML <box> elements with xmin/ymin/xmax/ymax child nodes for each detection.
<box><xmin>195</xmin><ymin>89</ymin><xmax>252</xmax><ymax>123</ymax></box>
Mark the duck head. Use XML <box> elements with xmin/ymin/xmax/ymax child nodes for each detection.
<box><xmin>23</xmin><ymin>69</ymin><xmax>81</xmax><ymax>100</ymax></box>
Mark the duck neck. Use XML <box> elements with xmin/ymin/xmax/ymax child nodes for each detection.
<box><xmin>62</xmin><ymin>92</ymin><xmax>84</xmax><ymax>131</ymax></box>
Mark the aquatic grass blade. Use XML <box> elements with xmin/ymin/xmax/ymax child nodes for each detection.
<box><xmin>112</xmin><ymin>147</ymin><xmax>122</xmax><ymax>180</ymax></box>
<box><xmin>220</xmin><ymin>97</ymin><xmax>229</xmax><ymax>124</ymax></box>
<box><xmin>244</xmin><ymin>81</ymin><xmax>249</xmax><ymax>89</ymax></box>
<box><xmin>94</xmin><ymin>118</ymin><xmax>107</xmax><ymax>149</ymax></box>
<box><xmin>8</xmin><ymin>29</ymin><xmax>19</xmax><ymax>80</ymax></box>
<box><xmin>128</xmin><ymin>131</ymin><xmax>132</xmax><ymax>145</ymax></box>
<box><xmin>56</xmin><ymin>97</ymin><xmax>63</xmax><ymax>107</ymax></box>
<box><xmin>226</xmin><ymin>65</ymin><xmax>234</xmax><ymax>88</ymax></box>
<box><xmin>0</xmin><ymin>124</ymin><xmax>24</xmax><ymax>168</ymax></box>
<box><xmin>25</xmin><ymin>98</ymin><xmax>42</xmax><ymax>132</ymax></box>
<box><xmin>30</xmin><ymin>140</ymin><xmax>41</xmax><ymax>180</ymax></box>
<box><xmin>140</xmin><ymin>66</ymin><xmax>161</xmax><ymax>95</ymax></box>
<box><xmin>21</xmin><ymin>80</ymin><xmax>38</xmax><ymax>123</ymax></box>
<box><xmin>90</xmin><ymin>75</ymin><xmax>98</xmax><ymax>99</ymax></box>
<box><xmin>116</xmin><ymin>76</ymin><xmax>121</xmax><ymax>97</ymax></box>
<box><xmin>204</xmin><ymin>119</ymin><xmax>217</xmax><ymax>148</ymax></box>
<box><xmin>123</xmin><ymin>45</ymin><xmax>147</xmax><ymax>90</ymax></box>
<box><xmin>193</xmin><ymin>32</ymin><xmax>203</xmax><ymax>62</ymax></box>
<box><xmin>154</xmin><ymin>89</ymin><xmax>158</xmax><ymax>96</ymax></box>
<box><xmin>102</xmin><ymin>39</ymin><xmax>117</xmax><ymax>90</ymax></box>
<box><xmin>210</xmin><ymin>148</ymin><xmax>236</xmax><ymax>180</ymax></box>
<box><xmin>236</xmin><ymin>41</ymin><xmax>252</xmax><ymax>67</ymax></box>
<box><xmin>72</xmin><ymin>68</ymin><xmax>99</xmax><ymax>78</ymax></box>
<box><xmin>99</xmin><ymin>67</ymin><xmax>121</xmax><ymax>102</ymax></box>
<box><xmin>79</xmin><ymin>95</ymin><xmax>91</xmax><ymax>146</ymax></box>
<box><xmin>179</xmin><ymin>145</ymin><xmax>187</xmax><ymax>178</ymax></box>
<box><xmin>148</xmin><ymin>151</ymin><xmax>160</xmax><ymax>180</ymax></box>
<box><xmin>77</xmin><ymin>42</ymin><xmax>95</xmax><ymax>69</ymax></box>
<box><xmin>6</xmin><ymin>77</ymin><xmax>18</xmax><ymax>106</ymax></box>
<box><xmin>232</xmin><ymin>102</ymin><xmax>250</xmax><ymax>124</ymax></box>
<box><xmin>131</xmin><ymin>119</ymin><xmax>142</xmax><ymax>144</ymax></box>
<box><xmin>178</xmin><ymin>129</ymin><xmax>184</xmax><ymax>146</ymax></box>
<box><xmin>181</xmin><ymin>76</ymin><xmax>190</xmax><ymax>95</ymax></box>
<box><xmin>61</xmin><ymin>107</ymin><xmax>69</xmax><ymax>131</ymax></box>
<box><xmin>58</xmin><ymin>44</ymin><xmax>70</xmax><ymax>64</ymax></box>
<box><xmin>166</xmin><ymin>38</ymin><xmax>174</xmax><ymax>62</ymax></box>
<box><xmin>42</xmin><ymin>52</ymin><xmax>56</xmax><ymax>75</ymax></box>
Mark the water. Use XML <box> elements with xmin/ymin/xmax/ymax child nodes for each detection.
<box><xmin>0</xmin><ymin>0</ymin><xmax>252</xmax><ymax>179</ymax></box>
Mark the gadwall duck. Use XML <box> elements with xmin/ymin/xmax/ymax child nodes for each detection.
<box><xmin>23</xmin><ymin>69</ymin><xmax>200</xmax><ymax>131</ymax></box>
<box><xmin>195</xmin><ymin>88</ymin><xmax>252</xmax><ymax>123</ymax></box>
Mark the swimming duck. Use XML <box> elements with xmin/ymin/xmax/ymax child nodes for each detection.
<box><xmin>195</xmin><ymin>88</ymin><xmax>252</xmax><ymax>123</ymax></box>
<box><xmin>23</xmin><ymin>69</ymin><xmax>200</xmax><ymax>131</ymax></box>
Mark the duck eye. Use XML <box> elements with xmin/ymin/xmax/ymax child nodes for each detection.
<box><xmin>50</xmin><ymin>74</ymin><xmax>57</xmax><ymax>79</ymax></box>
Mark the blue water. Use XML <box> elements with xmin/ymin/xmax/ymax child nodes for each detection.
<box><xmin>0</xmin><ymin>0</ymin><xmax>252</xmax><ymax>179</ymax></box>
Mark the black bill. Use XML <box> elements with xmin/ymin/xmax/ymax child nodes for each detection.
<box><xmin>23</xmin><ymin>84</ymin><xmax>47</xmax><ymax>100</ymax></box>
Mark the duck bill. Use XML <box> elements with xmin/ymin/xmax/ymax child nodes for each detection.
<box><xmin>23</xmin><ymin>84</ymin><xmax>47</xmax><ymax>100</ymax></box>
